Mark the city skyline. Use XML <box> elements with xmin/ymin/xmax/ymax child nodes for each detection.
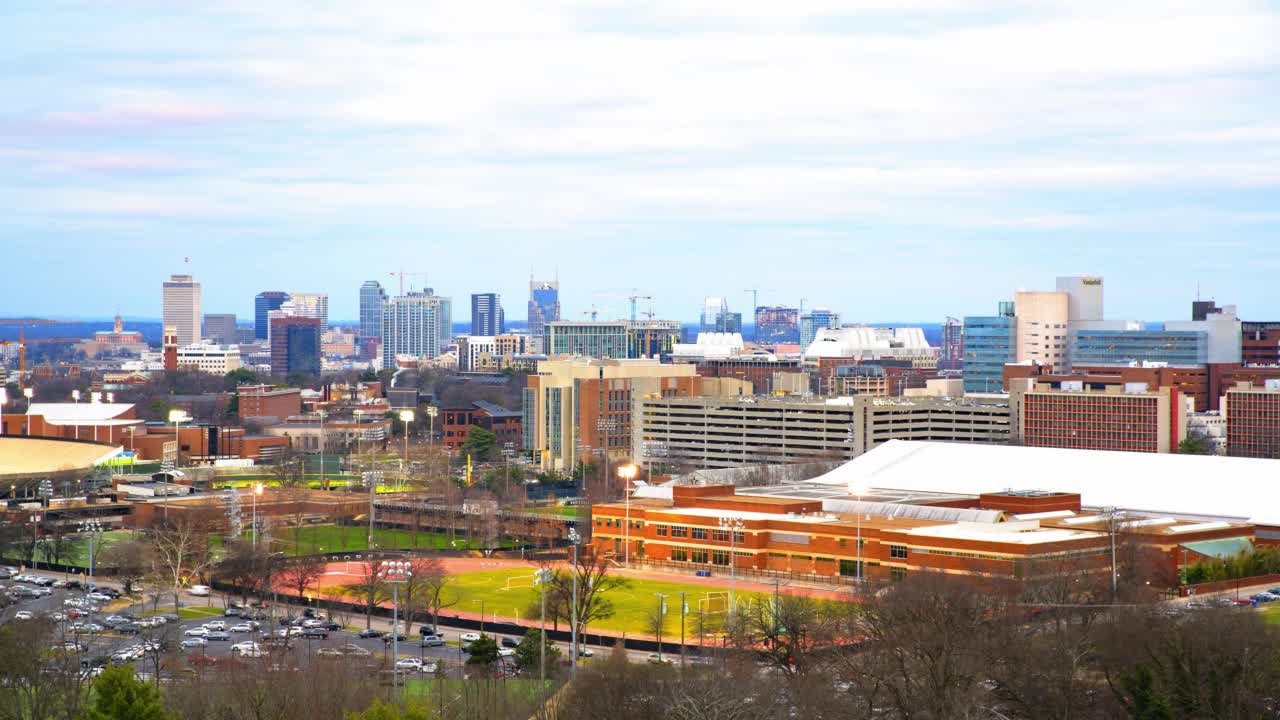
<box><xmin>3</xmin><ymin>2</ymin><xmax>1278</xmax><ymax>322</ymax></box>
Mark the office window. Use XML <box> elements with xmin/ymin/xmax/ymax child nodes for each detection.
<box><xmin>655</xmin><ymin>525</ymin><xmax>668</xmax><ymax>537</ymax></box>
<box><xmin>691</xmin><ymin>549</ymin><xmax>708</xmax><ymax>564</ymax></box>
<box><xmin>672</xmin><ymin>548</ymin><xmax>688</xmax><ymax>562</ymax></box>
<box><xmin>691</xmin><ymin>527</ymin><xmax>708</xmax><ymax>540</ymax></box>
<box><xmin>712</xmin><ymin>529</ymin><xmax>730</xmax><ymax>542</ymax></box>
<box><xmin>891</xmin><ymin>567</ymin><xmax>907</xmax><ymax>582</ymax></box>
<box><xmin>889</xmin><ymin>545</ymin><xmax>908</xmax><ymax>559</ymax></box>
<box><xmin>671</xmin><ymin>526</ymin><xmax>688</xmax><ymax>538</ymax></box>
<box><xmin>712</xmin><ymin>550</ymin><xmax>730</xmax><ymax>566</ymax></box>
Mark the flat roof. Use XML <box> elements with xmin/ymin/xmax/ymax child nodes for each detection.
<box><xmin>810</xmin><ymin>440</ymin><xmax>1280</xmax><ymax>526</ymax></box>
<box><xmin>27</xmin><ymin>402</ymin><xmax>134</xmax><ymax>422</ymax></box>
<box><xmin>901</xmin><ymin>521</ymin><xmax>1101</xmax><ymax>546</ymax></box>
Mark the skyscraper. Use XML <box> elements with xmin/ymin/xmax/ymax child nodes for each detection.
<box><xmin>963</xmin><ymin>301</ymin><xmax>1016</xmax><ymax>394</ymax></box>
<box><xmin>162</xmin><ymin>274</ymin><xmax>202</xmax><ymax>346</ymax></box>
<box><xmin>528</xmin><ymin>278</ymin><xmax>560</xmax><ymax>338</ymax></box>
<box><xmin>754</xmin><ymin>306</ymin><xmax>800</xmax><ymax>344</ymax></box>
<box><xmin>701</xmin><ymin>296</ymin><xmax>729</xmax><ymax>331</ymax></box>
<box><xmin>471</xmin><ymin>293</ymin><xmax>505</xmax><ymax>336</ymax></box>
<box><xmin>270</xmin><ymin>315</ymin><xmax>321</xmax><ymax>376</ymax></box>
<box><xmin>289</xmin><ymin>293</ymin><xmax>329</xmax><ymax>331</ymax></box>
<box><xmin>255</xmin><ymin>291</ymin><xmax>288</xmax><ymax>340</ymax></box>
<box><xmin>203</xmin><ymin>313</ymin><xmax>237</xmax><ymax>345</ymax></box>
<box><xmin>799</xmin><ymin>308</ymin><xmax>841</xmax><ymax>349</ymax></box>
<box><xmin>382</xmin><ymin>291</ymin><xmax>453</xmax><ymax>369</ymax></box>
<box><xmin>359</xmin><ymin>281</ymin><xmax>386</xmax><ymax>339</ymax></box>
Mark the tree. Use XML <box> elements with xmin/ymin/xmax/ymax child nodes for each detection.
<box><xmin>148</xmin><ymin>516</ymin><xmax>216</xmax><ymax>610</ymax></box>
<box><xmin>83</xmin><ymin>664</ymin><xmax>171</xmax><ymax>720</ymax></box>
<box><xmin>465</xmin><ymin>634</ymin><xmax>500</xmax><ymax>668</ymax></box>
<box><xmin>398</xmin><ymin>557</ymin><xmax>447</xmax><ymax>634</ymax></box>
<box><xmin>348</xmin><ymin>562</ymin><xmax>384</xmax><ymax>630</ymax></box>
<box><xmin>543</xmin><ymin>544</ymin><xmax>630</xmax><ymax>640</ymax></box>
<box><xmin>513</xmin><ymin>627</ymin><xmax>560</xmax><ymax>676</ymax></box>
<box><xmin>273</xmin><ymin>449</ymin><xmax>307</xmax><ymax>489</ymax></box>
<box><xmin>1177</xmin><ymin>437</ymin><xmax>1211</xmax><ymax>455</ymax></box>
<box><xmin>461</xmin><ymin>424</ymin><xmax>496</xmax><ymax>461</ymax></box>
<box><xmin>277</xmin><ymin>557</ymin><xmax>325</xmax><ymax>603</ymax></box>
<box><xmin>100</xmin><ymin>539</ymin><xmax>152</xmax><ymax>595</ymax></box>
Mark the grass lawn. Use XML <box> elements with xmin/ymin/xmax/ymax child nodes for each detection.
<box><xmin>400</xmin><ymin>678</ymin><xmax>559</xmax><ymax>707</ymax></box>
<box><xmin>250</xmin><ymin>524</ymin><xmax>521</xmax><ymax>556</ymax></box>
<box><xmin>438</xmin><ymin>568</ymin><xmax>764</xmax><ymax>636</ymax></box>
<box><xmin>141</xmin><ymin>606</ymin><xmax>225</xmax><ymax>620</ymax></box>
<box><xmin>528</xmin><ymin>505</ymin><xmax>583</xmax><ymax>519</ymax></box>
<box><xmin>1264</xmin><ymin>605</ymin><xmax>1280</xmax><ymax>626</ymax></box>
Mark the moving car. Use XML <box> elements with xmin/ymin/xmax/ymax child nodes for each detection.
<box><xmin>381</xmin><ymin>632</ymin><xmax>408</xmax><ymax>643</ymax></box>
<box><xmin>230</xmin><ymin>642</ymin><xmax>264</xmax><ymax>658</ymax></box>
<box><xmin>394</xmin><ymin>657</ymin><xmax>429</xmax><ymax>671</ymax></box>
<box><xmin>316</xmin><ymin>647</ymin><xmax>344</xmax><ymax>658</ymax></box>
<box><xmin>646</xmin><ymin>654</ymin><xmax>674</xmax><ymax>665</ymax></box>
<box><xmin>14</xmin><ymin>611</ymin><xmax>34</xmax><ymax>621</ymax></box>
<box><xmin>420</xmin><ymin>634</ymin><xmax>445</xmax><ymax>647</ymax></box>
<box><xmin>189</xmin><ymin>585</ymin><xmax>211</xmax><ymax>597</ymax></box>
<box><xmin>500</xmin><ymin>636</ymin><xmax>519</xmax><ymax>648</ymax></box>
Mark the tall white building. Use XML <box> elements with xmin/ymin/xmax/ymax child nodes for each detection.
<box><xmin>289</xmin><ymin>292</ymin><xmax>329</xmax><ymax>330</ymax></box>
<box><xmin>381</xmin><ymin>291</ymin><xmax>452</xmax><ymax>369</ymax></box>
<box><xmin>176</xmin><ymin>343</ymin><xmax>242</xmax><ymax>374</ymax></box>
<box><xmin>162</xmin><ymin>274</ymin><xmax>202</xmax><ymax>346</ymax></box>
<box><xmin>701</xmin><ymin>296</ymin><xmax>728</xmax><ymax>331</ymax></box>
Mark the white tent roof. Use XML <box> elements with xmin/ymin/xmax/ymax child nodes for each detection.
<box><xmin>27</xmin><ymin>403</ymin><xmax>134</xmax><ymax>423</ymax></box>
<box><xmin>810</xmin><ymin>440</ymin><xmax>1280</xmax><ymax>526</ymax></box>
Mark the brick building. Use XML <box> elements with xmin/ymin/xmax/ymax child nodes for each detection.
<box><xmin>1013</xmin><ymin>383</ymin><xmax>1186</xmax><ymax>454</ymax></box>
<box><xmin>237</xmin><ymin>384</ymin><xmax>303</xmax><ymax>422</ymax></box>
<box><xmin>691</xmin><ymin>357</ymin><xmax>802</xmax><ymax>395</ymax></box>
<box><xmin>1223</xmin><ymin>382</ymin><xmax>1280</xmax><ymax>459</ymax></box>
<box><xmin>441</xmin><ymin>400</ymin><xmax>523</xmax><ymax>450</ymax></box>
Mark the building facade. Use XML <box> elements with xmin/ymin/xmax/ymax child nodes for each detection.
<box><xmin>1069</xmin><ymin>329</ymin><xmax>1208</xmax><ymax>368</ymax></box>
<box><xmin>799</xmin><ymin>308</ymin><xmax>841</xmax><ymax>349</ymax></box>
<box><xmin>1015</xmin><ymin>383</ymin><xmax>1186</xmax><ymax>454</ymax></box>
<box><xmin>523</xmin><ymin>358</ymin><xmax>750</xmax><ymax>471</ymax></box>
<box><xmin>1242</xmin><ymin>322</ymin><xmax>1280</xmax><ymax>365</ymax></box>
<box><xmin>359</xmin><ymin>281</ymin><xmax>386</xmax><ymax>340</ymax></box>
<box><xmin>692</xmin><ymin>357</ymin><xmax>803</xmax><ymax>395</ymax></box>
<box><xmin>381</xmin><ymin>291</ymin><xmax>453</xmax><ymax>368</ymax></box>
<box><xmin>202</xmin><ymin>313</ymin><xmax>237</xmax><ymax>345</ymax></box>
<box><xmin>1014</xmin><ymin>290</ymin><xmax>1070</xmax><ymax>373</ymax></box>
<box><xmin>471</xmin><ymin>293</ymin><xmax>504</xmax><ymax>336</ymax></box>
<box><xmin>162</xmin><ymin>273</ymin><xmax>202</xmax><ymax>346</ymax></box>
<box><xmin>962</xmin><ymin>304</ymin><xmax>1016</xmax><ymax>394</ymax></box>
<box><xmin>1224</xmin><ymin>382</ymin><xmax>1280</xmax><ymax>459</ymax></box>
<box><xmin>754</xmin><ymin>306</ymin><xmax>800</xmax><ymax>344</ymax></box>
<box><xmin>288</xmin><ymin>292</ymin><xmax>329</xmax><ymax>331</ymax></box>
<box><xmin>269</xmin><ymin>316</ymin><xmax>321</xmax><ymax>376</ymax></box>
<box><xmin>175</xmin><ymin>344</ymin><xmax>242</xmax><ymax>374</ymax></box>
<box><xmin>255</xmin><ymin>291</ymin><xmax>288</xmax><ymax>340</ymax></box>
<box><xmin>544</xmin><ymin>321</ymin><xmax>629</xmax><ymax>359</ymax></box>
<box><xmin>237</xmin><ymin>384</ymin><xmax>302</xmax><ymax>421</ymax></box>
<box><xmin>441</xmin><ymin>400</ymin><xmax>523</xmax><ymax>451</ymax></box>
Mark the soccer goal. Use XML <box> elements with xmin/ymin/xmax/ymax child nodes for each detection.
<box><xmin>698</xmin><ymin>591</ymin><xmax>729</xmax><ymax>616</ymax></box>
<box><xmin>502</xmin><ymin>573</ymin><xmax>539</xmax><ymax>591</ymax></box>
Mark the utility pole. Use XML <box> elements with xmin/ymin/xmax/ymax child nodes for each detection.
<box><xmin>654</xmin><ymin>593</ymin><xmax>668</xmax><ymax>662</ymax></box>
<box><xmin>678</xmin><ymin>591</ymin><xmax>687</xmax><ymax>668</ymax></box>
<box><xmin>568</xmin><ymin>527</ymin><xmax>581</xmax><ymax>677</ymax></box>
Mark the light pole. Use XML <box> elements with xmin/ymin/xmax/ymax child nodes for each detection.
<box><xmin>251</xmin><ymin>483</ymin><xmax>264</xmax><ymax>548</ymax></box>
<box><xmin>473</xmin><ymin>599</ymin><xmax>487</xmax><ymax>633</ymax></box>
<box><xmin>426</xmin><ymin>405</ymin><xmax>437</xmax><ymax>447</ymax></box>
<box><xmin>22</xmin><ymin>388</ymin><xmax>32</xmax><ymax>435</ymax></box>
<box><xmin>535</xmin><ymin>568</ymin><xmax>552</xmax><ymax>684</ymax></box>
<box><xmin>316</xmin><ymin>409</ymin><xmax>327</xmax><ymax>490</ymax></box>
<box><xmin>654</xmin><ymin>593</ymin><xmax>668</xmax><ymax>662</ymax></box>
<box><xmin>502</xmin><ymin>442</ymin><xmax>515</xmax><ymax>494</ymax></box>
<box><xmin>848</xmin><ymin>481</ymin><xmax>867</xmax><ymax>584</ymax></box>
<box><xmin>617</xmin><ymin>464</ymin><xmax>638</xmax><ymax>567</ymax></box>
<box><xmin>80</xmin><ymin>520</ymin><xmax>104</xmax><ymax>627</ymax></box>
<box><xmin>718</xmin><ymin>516</ymin><xmax>745</xmax><ymax>624</ymax></box>
<box><xmin>362</xmin><ymin>471</ymin><xmax>383</xmax><ymax>549</ymax></box>
<box><xmin>378</xmin><ymin>560</ymin><xmax>412</xmax><ymax>704</ymax></box>
<box><xmin>568</xmin><ymin>526</ymin><xmax>581</xmax><ymax>676</ymax></box>
<box><xmin>399</xmin><ymin>409</ymin><xmax>415</xmax><ymax>478</ymax></box>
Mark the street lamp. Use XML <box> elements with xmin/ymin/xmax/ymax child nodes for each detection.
<box><xmin>251</xmin><ymin>483</ymin><xmax>264</xmax><ymax>548</ymax></box>
<box><xmin>568</xmin><ymin>526</ymin><xmax>581</xmax><ymax>676</ymax></box>
<box><xmin>22</xmin><ymin>388</ymin><xmax>32</xmax><ymax>435</ymax></box>
<box><xmin>718</xmin><ymin>516</ymin><xmax>745</xmax><ymax>623</ymax></box>
<box><xmin>473</xmin><ymin>599</ymin><xmax>487</xmax><ymax>633</ymax></box>
<box><xmin>617</xmin><ymin>464</ymin><xmax>638</xmax><ymax>567</ymax></box>
<box><xmin>848</xmin><ymin>481</ymin><xmax>867</xmax><ymax>583</ymax></box>
<box><xmin>534</xmin><ymin>568</ymin><xmax>553</xmax><ymax>683</ymax></box>
<box><xmin>168</xmin><ymin>409</ymin><xmax>190</xmax><ymax>469</ymax></box>
<box><xmin>377</xmin><ymin>560</ymin><xmax>412</xmax><ymax>704</ymax></box>
<box><xmin>361</xmin><ymin>471</ymin><xmax>383</xmax><ymax>549</ymax></box>
<box><xmin>398</xmin><ymin>410</ymin><xmax>415</xmax><ymax>472</ymax></box>
<box><xmin>80</xmin><ymin>520</ymin><xmax>104</xmax><ymax>627</ymax></box>
<box><xmin>425</xmin><ymin>405</ymin><xmax>437</xmax><ymax>446</ymax></box>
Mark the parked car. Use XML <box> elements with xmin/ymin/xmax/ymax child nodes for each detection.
<box><xmin>203</xmin><ymin>620</ymin><xmax>227</xmax><ymax>631</ymax></box>
<box><xmin>231</xmin><ymin>642</ymin><xmax>264</xmax><ymax>658</ymax></box>
<box><xmin>316</xmin><ymin>647</ymin><xmax>344</xmax><ymax>658</ymax></box>
<box><xmin>578</xmin><ymin>647</ymin><xmax>595</xmax><ymax>657</ymax></box>
<box><xmin>14</xmin><ymin>611</ymin><xmax>34</xmax><ymax>621</ymax></box>
<box><xmin>230</xmin><ymin>623</ymin><xmax>254</xmax><ymax>633</ymax></box>
<box><xmin>301</xmin><ymin>627</ymin><xmax>328</xmax><ymax>639</ymax></box>
<box><xmin>420</xmin><ymin>634</ymin><xmax>445</xmax><ymax>647</ymax></box>
<box><xmin>117</xmin><ymin>623</ymin><xmax>142</xmax><ymax>635</ymax></box>
<box><xmin>184</xmin><ymin>627</ymin><xmax>209</xmax><ymax>638</ymax></box>
<box><xmin>224</xmin><ymin>607</ymin><xmax>242</xmax><ymax>617</ymax></box>
<box><xmin>460</xmin><ymin>632</ymin><xmax>481</xmax><ymax>643</ymax></box>
<box><xmin>340</xmin><ymin>644</ymin><xmax>371</xmax><ymax>657</ymax></box>
<box><xmin>188</xmin><ymin>585</ymin><xmax>211</xmax><ymax>597</ymax></box>
<box><xmin>180</xmin><ymin>638</ymin><xmax>207</xmax><ymax>649</ymax></box>
<box><xmin>381</xmin><ymin>632</ymin><xmax>408</xmax><ymax>643</ymax></box>
<box><xmin>646</xmin><ymin>654</ymin><xmax>674</xmax><ymax>665</ymax></box>
<box><xmin>498</xmin><ymin>647</ymin><xmax>515</xmax><ymax>658</ymax></box>
<box><xmin>394</xmin><ymin>657</ymin><xmax>425</xmax><ymax>671</ymax></box>
<box><xmin>358</xmin><ymin>628</ymin><xmax>383</xmax><ymax>639</ymax></box>
<box><xmin>204</xmin><ymin>631</ymin><xmax>231</xmax><ymax>642</ymax></box>
<box><xmin>500</xmin><ymin>636</ymin><xmax>520</xmax><ymax>649</ymax></box>
<box><xmin>88</xmin><ymin>593</ymin><xmax>112</xmax><ymax>603</ymax></box>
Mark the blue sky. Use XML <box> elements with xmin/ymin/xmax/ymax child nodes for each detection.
<box><xmin>2</xmin><ymin>0</ymin><xmax>1278</xmax><ymax>324</ymax></box>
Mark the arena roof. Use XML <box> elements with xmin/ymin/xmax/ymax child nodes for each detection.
<box><xmin>0</xmin><ymin>437</ymin><xmax>121</xmax><ymax>477</ymax></box>
<box><xmin>27</xmin><ymin>403</ymin><xmax>134</xmax><ymax>422</ymax></box>
<box><xmin>809</xmin><ymin>440</ymin><xmax>1280</xmax><ymax>526</ymax></box>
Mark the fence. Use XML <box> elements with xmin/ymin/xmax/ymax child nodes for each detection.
<box><xmin>629</xmin><ymin>557</ymin><xmax>866</xmax><ymax>592</ymax></box>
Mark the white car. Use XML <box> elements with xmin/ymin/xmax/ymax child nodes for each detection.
<box><xmin>231</xmin><ymin>642</ymin><xmax>265</xmax><ymax>658</ymax></box>
<box><xmin>14</xmin><ymin>611</ymin><xmax>34</xmax><ymax>621</ymax></box>
<box><xmin>180</xmin><ymin>638</ymin><xmax>207</xmax><ymax>649</ymax></box>
<box><xmin>230</xmin><ymin>623</ymin><xmax>253</xmax><ymax>633</ymax></box>
<box><xmin>188</xmin><ymin>585</ymin><xmax>211</xmax><ymax>597</ymax></box>
<box><xmin>498</xmin><ymin>647</ymin><xmax>515</xmax><ymax>658</ymax></box>
<box><xmin>394</xmin><ymin>657</ymin><xmax>424</xmax><ymax>671</ymax></box>
<box><xmin>88</xmin><ymin>593</ymin><xmax>112</xmax><ymax>603</ymax></box>
<box><xmin>202</xmin><ymin>620</ymin><xmax>227</xmax><ymax>631</ymax></box>
<box><xmin>184</xmin><ymin>627</ymin><xmax>209</xmax><ymax>637</ymax></box>
<box><xmin>50</xmin><ymin>612</ymin><xmax>65</xmax><ymax>622</ymax></box>
<box><xmin>460</xmin><ymin>632</ymin><xmax>482</xmax><ymax>643</ymax></box>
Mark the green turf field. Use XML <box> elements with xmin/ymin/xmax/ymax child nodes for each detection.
<box><xmin>1264</xmin><ymin>605</ymin><xmax>1280</xmax><ymax>626</ymax></box>
<box><xmin>252</xmin><ymin>524</ymin><xmax>521</xmax><ymax>556</ymax></box>
<box><xmin>428</xmin><ymin>567</ymin><xmax>762</xmax><ymax>636</ymax></box>
<box><xmin>13</xmin><ymin>529</ymin><xmax>142</xmax><ymax>569</ymax></box>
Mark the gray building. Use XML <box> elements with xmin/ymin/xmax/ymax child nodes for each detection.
<box><xmin>359</xmin><ymin>281</ymin><xmax>386</xmax><ymax>339</ymax></box>
<box><xmin>634</xmin><ymin>395</ymin><xmax>1010</xmax><ymax>469</ymax></box>
<box><xmin>381</xmin><ymin>291</ymin><xmax>452</xmax><ymax>368</ymax></box>
<box><xmin>202</xmin><ymin>313</ymin><xmax>237</xmax><ymax>345</ymax></box>
<box><xmin>471</xmin><ymin>292</ymin><xmax>505</xmax><ymax>336</ymax></box>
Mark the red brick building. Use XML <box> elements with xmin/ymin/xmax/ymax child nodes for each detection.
<box><xmin>692</xmin><ymin>357</ymin><xmax>802</xmax><ymax>394</ymax></box>
<box><xmin>441</xmin><ymin>401</ymin><xmax>522</xmax><ymax>450</ymax></box>
<box><xmin>237</xmin><ymin>384</ymin><xmax>303</xmax><ymax>421</ymax></box>
<box><xmin>1015</xmin><ymin>384</ymin><xmax>1186</xmax><ymax>453</ymax></box>
<box><xmin>1224</xmin><ymin>382</ymin><xmax>1280</xmax><ymax>459</ymax></box>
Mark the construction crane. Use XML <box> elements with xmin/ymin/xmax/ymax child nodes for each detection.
<box><xmin>0</xmin><ymin>320</ymin><xmax>80</xmax><ymax>391</ymax></box>
<box><xmin>626</xmin><ymin>291</ymin><xmax>652</xmax><ymax>322</ymax></box>
<box><xmin>389</xmin><ymin>270</ymin><xmax>428</xmax><ymax>295</ymax></box>
<box><xmin>582</xmin><ymin>305</ymin><xmax>600</xmax><ymax>322</ymax></box>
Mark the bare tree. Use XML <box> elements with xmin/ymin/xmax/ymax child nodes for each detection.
<box><xmin>277</xmin><ymin>556</ymin><xmax>325</xmax><ymax>604</ymax></box>
<box><xmin>99</xmin><ymin>538</ymin><xmax>152</xmax><ymax>595</ymax></box>
<box><xmin>415</xmin><ymin>557</ymin><xmax>459</xmax><ymax>634</ymax></box>
<box><xmin>347</xmin><ymin>561</ymin><xmax>384</xmax><ymax>630</ymax></box>
<box><xmin>148</xmin><ymin>516</ymin><xmax>216</xmax><ymax>610</ymax></box>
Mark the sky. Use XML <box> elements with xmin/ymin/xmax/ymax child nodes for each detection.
<box><xmin>2</xmin><ymin>0</ymin><xmax>1279</xmax><ymax>324</ymax></box>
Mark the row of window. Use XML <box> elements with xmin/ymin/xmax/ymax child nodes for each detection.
<box><xmin>595</xmin><ymin>517</ymin><xmax>644</xmax><ymax>530</ymax></box>
<box><xmin>654</xmin><ymin>524</ymin><xmax>745</xmax><ymax>543</ymax></box>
